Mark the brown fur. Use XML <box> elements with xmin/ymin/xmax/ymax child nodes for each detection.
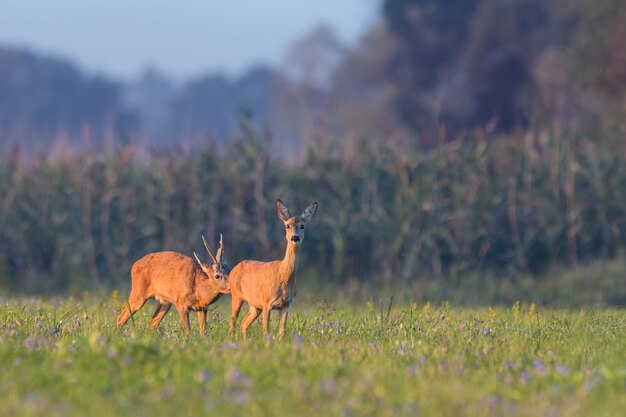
<box><xmin>229</xmin><ymin>200</ymin><xmax>317</xmax><ymax>340</ymax></box>
<box><xmin>116</xmin><ymin>248</ymin><xmax>230</xmax><ymax>335</ymax></box>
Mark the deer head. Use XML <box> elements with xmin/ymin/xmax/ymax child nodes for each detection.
<box><xmin>193</xmin><ymin>234</ymin><xmax>230</xmax><ymax>292</ymax></box>
<box><xmin>276</xmin><ymin>200</ymin><xmax>318</xmax><ymax>246</ymax></box>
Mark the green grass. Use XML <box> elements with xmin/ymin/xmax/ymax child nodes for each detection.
<box><xmin>1</xmin><ymin>294</ymin><xmax>625</xmax><ymax>417</ymax></box>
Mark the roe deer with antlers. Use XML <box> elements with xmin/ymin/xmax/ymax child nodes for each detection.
<box><xmin>116</xmin><ymin>235</ymin><xmax>231</xmax><ymax>335</ymax></box>
<box><xmin>229</xmin><ymin>200</ymin><xmax>318</xmax><ymax>340</ymax></box>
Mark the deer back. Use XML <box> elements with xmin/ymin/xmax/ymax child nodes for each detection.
<box><xmin>229</xmin><ymin>260</ymin><xmax>285</xmax><ymax>307</ymax></box>
<box><xmin>132</xmin><ymin>251</ymin><xmax>228</xmax><ymax>306</ymax></box>
<box><xmin>132</xmin><ymin>252</ymin><xmax>196</xmax><ymax>297</ymax></box>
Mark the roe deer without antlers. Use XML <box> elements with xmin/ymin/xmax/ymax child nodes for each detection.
<box><xmin>116</xmin><ymin>235</ymin><xmax>231</xmax><ymax>335</ymax></box>
<box><xmin>229</xmin><ymin>199</ymin><xmax>318</xmax><ymax>340</ymax></box>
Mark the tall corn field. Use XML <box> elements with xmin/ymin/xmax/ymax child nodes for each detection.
<box><xmin>1</xmin><ymin>127</ymin><xmax>626</xmax><ymax>296</ymax></box>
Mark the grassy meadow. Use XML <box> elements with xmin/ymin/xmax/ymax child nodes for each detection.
<box><xmin>1</xmin><ymin>292</ymin><xmax>625</xmax><ymax>417</ymax></box>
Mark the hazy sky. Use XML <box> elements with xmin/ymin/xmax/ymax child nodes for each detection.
<box><xmin>0</xmin><ymin>0</ymin><xmax>377</xmax><ymax>80</ymax></box>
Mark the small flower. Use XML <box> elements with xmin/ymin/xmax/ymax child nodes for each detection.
<box><xmin>458</xmin><ymin>323</ymin><xmax>467</xmax><ymax>330</ymax></box>
<box><xmin>583</xmin><ymin>374</ymin><xmax>601</xmax><ymax>394</ymax></box>
<box><xmin>533</xmin><ymin>359</ymin><xmax>547</xmax><ymax>376</ymax></box>
<box><xmin>106</xmin><ymin>348</ymin><xmax>117</xmax><ymax>359</ymax></box>
<box><xmin>486</xmin><ymin>395</ymin><xmax>500</xmax><ymax>407</ymax></box>
<box><xmin>220</xmin><ymin>342</ymin><xmax>238</xmax><ymax>351</ymax></box>
<box><xmin>555</xmin><ymin>364</ymin><xmax>570</xmax><ymax>376</ymax></box>
<box><xmin>22</xmin><ymin>336</ymin><xmax>46</xmax><ymax>350</ymax></box>
<box><xmin>229</xmin><ymin>390</ymin><xmax>248</xmax><ymax>405</ymax></box>
<box><xmin>404</xmin><ymin>402</ymin><xmax>417</xmax><ymax>414</ymax></box>
<box><xmin>519</xmin><ymin>371</ymin><xmax>531</xmax><ymax>384</ymax></box>
<box><xmin>504</xmin><ymin>360</ymin><xmax>517</xmax><ymax>371</ymax></box>
<box><xmin>195</xmin><ymin>370</ymin><xmax>212</xmax><ymax>383</ymax></box>
<box><xmin>319</xmin><ymin>379</ymin><xmax>336</xmax><ymax>394</ymax></box>
<box><xmin>293</xmin><ymin>335</ymin><xmax>304</xmax><ymax>349</ymax></box>
<box><xmin>228</xmin><ymin>368</ymin><xmax>250</xmax><ymax>386</ymax></box>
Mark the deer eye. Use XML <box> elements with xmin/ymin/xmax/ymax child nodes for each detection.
<box><xmin>286</xmin><ymin>225</ymin><xmax>290</xmax><ymax>229</ymax></box>
<box><xmin>300</xmin><ymin>225</ymin><xmax>305</xmax><ymax>230</ymax></box>
<box><xmin>214</xmin><ymin>274</ymin><xmax>220</xmax><ymax>279</ymax></box>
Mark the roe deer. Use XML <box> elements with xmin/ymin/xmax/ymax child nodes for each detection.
<box><xmin>116</xmin><ymin>235</ymin><xmax>231</xmax><ymax>335</ymax></box>
<box><xmin>229</xmin><ymin>200</ymin><xmax>318</xmax><ymax>340</ymax></box>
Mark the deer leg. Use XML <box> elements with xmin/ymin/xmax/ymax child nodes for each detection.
<box><xmin>116</xmin><ymin>294</ymin><xmax>147</xmax><ymax>329</ymax></box>
<box><xmin>177</xmin><ymin>305</ymin><xmax>191</xmax><ymax>336</ymax></box>
<box><xmin>241</xmin><ymin>306</ymin><xmax>260</xmax><ymax>341</ymax></box>
<box><xmin>278</xmin><ymin>308</ymin><xmax>289</xmax><ymax>341</ymax></box>
<box><xmin>230</xmin><ymin>296</ymin><xmax>243</xmax><ymax>336</ymax></box>
<box><xmin>261</xmin><ymin>307</ymin><xmax>271</xmax><ymax>336</ymax></box>
<box><xmin>149</xmin><ymin>302</ymin><xmax>172</xmax><ymax>329</ymax></box>
<box><xmin>198</xmin><ymin>309</ymin><xmax>207</xmax><ymax>335</ymax></box>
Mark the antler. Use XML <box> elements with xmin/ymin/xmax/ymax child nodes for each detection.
<box><xmin>192</xmin><ymin>251</ymin><xmax>203</xmax><ymax>266</ymax></box>
<box><xmin>202</xmin><ymin>235</ymin><xmax>218</xmax><ymax>264</ymax></box>
<box><xmin>216</xmin><ymin>233</ymin><xmax>225</xmax><ymax>264</ymax></box>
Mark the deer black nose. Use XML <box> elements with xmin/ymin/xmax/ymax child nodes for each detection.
<box><xmin>291</xmin><ymin>235</ymin><xmax>300</xmax><ymax>242</ymax></box>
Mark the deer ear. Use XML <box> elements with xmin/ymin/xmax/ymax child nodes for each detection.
<box><xmin>276</xmin><ymin>199</ymin><xmax>291</xmax><ymax>221</ymax></box>
<box><xmin>300</xmin><ymin>201</ymin><xmax>318</xmax><ymax>223</ymax></box>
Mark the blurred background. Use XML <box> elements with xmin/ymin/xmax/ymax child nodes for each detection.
<box><xmin>1</xmin><ymin>0</ymin><xmax>626</xmax><ymax>305</ymax></box>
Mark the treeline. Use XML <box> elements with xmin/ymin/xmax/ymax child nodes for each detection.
<box><xmin>2</xmin><ymin>126</ymin><xmax>626</xmax><ymax>293</ymax></box>
<box><xmin>3</xmin><ymin>0</ymin><xmax>626</xmax><ymax>156</ymax></box>
<box><xmin>0</xmin><ymin>48</ymin><xmax>285</xmax><ymax>150</ymax></box>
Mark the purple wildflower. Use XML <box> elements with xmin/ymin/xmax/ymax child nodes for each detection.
<box><xmin>487</xmin><ymin>395</ymin><xmax>500</xmax><ymax>407</ymax></box>
<box><xmin>220</xmin><ymin>342</ymin><xmax>238</xmax><ymax>351</ymax></box>
<box><xmin>293</xmin><ymin>334</ymin><xmax>304</xmax><ymax>349</ymax></box>
<box><xmin>229</xmin><ymin>390</ymin><xmax>248</xmax><ymax>405</ymax></box>
<box><xmin>504</xmin><ymin>360</ymin><xmax>517</xmax><ymax>371</ymax></box>
<box><xmin>555</xmin><ymin>364</ymin><xmax>570</xmax><ymax>376</ymax></box>
<box><xmin>319</xmin><ymin>379</ymin><xmax>336</xmax><ymax>394</ymax></box>
<box><xmin>519</xmin><ymin>371</ymin><xmax>531</xmax><ymax>384</ymax></box>
<box><xmin>22</xmin><ymin>336</ymin><xmax>46</xmax><ymax>350</ymax></box>
<box><xmin>228</xmin><ymin>368</ymin><xmax>251</xmax><ymax>386</ymax></box>
<box><xmin>583</xmin><ymin>374</ymin><xmax>601</xmax><ymax>394</ymax></box>
<box><xmin>195</xmin><ymin>370</ymin><xmax>212</xmax><ymax>383</ymax></box>
<box><xmin>533</xmin><ymin>359</ymin><xmax>547</xmax><ymax>376</ymax></box>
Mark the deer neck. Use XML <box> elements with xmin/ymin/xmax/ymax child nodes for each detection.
<box><xmin>279</xmin><ymin>242</ymin><xmax>300</xmax><ymax>286</ymax></box>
